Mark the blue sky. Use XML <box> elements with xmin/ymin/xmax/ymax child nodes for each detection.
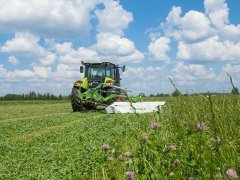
<box><xmin>0</xmin><ymin>0</ymin><xmax>240</xmax><ymax>95</ymax></box>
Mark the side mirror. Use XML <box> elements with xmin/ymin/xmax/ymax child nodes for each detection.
<box><xmin>122</xmin><ymin>65</ymin><xmax>125</xmax><ymax>72</ymax></box>
<box><xmin>80</xmin><ymin>66</ymin><xmax>84</xmax><ymax>73</ymax></box>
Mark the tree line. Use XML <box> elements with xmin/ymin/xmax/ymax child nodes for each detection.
<box><xmin>0</xmin><ymin>91</ymin><xmax>70</xmax><ymax>101</ymax></box>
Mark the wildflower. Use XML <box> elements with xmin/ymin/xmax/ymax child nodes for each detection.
<box><xmin>197</xmin><ymin>122</ymin><xmax>208</xmax><ymax>131</ymax></box>
<box><xmin>143</xmin><ymin>134</ymin><xmax>148</xmax><ymax>141</ymax></box>
<box><xmin>169</xmin><ymin>172</ymin><xmax>174</xmax><ymax>176</ymax></box>
<box><xmin>125</xmin><ymin>151</ymin><xmax>133</xmax><ymax>157</ymax></box>
<box><xmin>150</xmin><ymin>122</ymin><xmax>159</xmax><ymax>130</ymax></box>
<box><xmin>169</xmin><ymin>145</ymin><xmax>177</xmax><ymax>151</ymax></box>
<box><xmin>172</xmin><ymin>159</ymin><xmax>181</xmax><ymax>167</ymax></box>
<box><xmin>126</xmin><ymin>171</ymin><xmax>135</xmax><ymax>180</ymax></box>
<box><xmin>226</xmin><ymin>169</ymin><xmax>238</xmax><ymax>179</ymax></box>
<box><xmin>118</xmin><ymin>154</ymin><xmax>125</xmax><ymax>161</ymax></box>
<box><xmin>102</xmin><ymin>144</ymin><xmax>110</xmax><ymax>150</ymax></box>
<box><xmin>189</xmin><ymin>177</ymin><xmax>194</xmax><ymax>180</ymax></box>
<box><xmin>108</xmin><ymin>157</ymin><xmax>114</xmax><ymax>161</ymax></box>
<box><xmin>216</xmin><ymin>137</ymin><xmax>221</xmax><ymax>145</ymax></box>
<box><xmin>125</xmin><ymin>159</ymin><xmax>133</xmax><ymax>164</ymax></box>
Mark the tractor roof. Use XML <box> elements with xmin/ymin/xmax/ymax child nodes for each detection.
<box><xmin>83</xmin><ymin>62</ymin><xmax>118</xmax><ymax>67</ymax></box>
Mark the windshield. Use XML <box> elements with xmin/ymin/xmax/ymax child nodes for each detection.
<box><xmin>86</xmin><ymin>64</ymin><xmax>115</xmax><ymax>80</ymax></box>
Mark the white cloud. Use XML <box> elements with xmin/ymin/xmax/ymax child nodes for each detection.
<box><xmin>1</xmin><ymin>32</ymin><xmax>57</xmax><ymax>65</ymax></box>
<box><xmin>8</xmin><ymin>69</ymin><xmax>35</xmax><ymax>79</ymax></box>
<box><xmin>147</xmin><ymin>0</ymin><xmax>240</xmax><ymax>63</ymax></box>
<box><xmin>0</xmin><ymin>0</ymin><xmax>101</xmax><ymax>39</ymax></box>
<box><xmin>33</xmin><ymin>66</ymin><xmax>52</xmax><ymax>79</ymax></box>
<box><xmin>121</xmin><ymin>66</ymin><xmax>167</xmax><ymax>92</ymax></box>
<box><xmin>8</xmin><ymin>56</ymin><xmax>19</xmax><ymax>65</ymax></box>
<box><xmin>204</xmin><ymin>0</ymin><xmax>240</xmax><ymax>42</ymax></box>
<box><xmin>55</xmin><ymin>42</ymin><xmax>99</xmax><ymax>64</ymax></box>
<box><xmin>94</xmin><ymin>33</ymin><xmax>136</xmax><ymax>56</ymax></box>
<box><xmin>0</xmin><ymin>64</ymin><xmax>7</xmax><ymax>77</ymax></box>
<box><xmin>95</xmin><ymin>0</ymin><xmax>133</xmax><ymax>35</ymax></box>
<box><xmin>177</xmin><ymin>36</ymin><xmax>240</xmax><ymax>61</ymax></box>
<box><xmin>40</xmin><ymin>53</ymin><xmax>56</xmax><ymax>65</ymax></box>
<box><xmin>0</xmin><ymin>32</ymin><xmax>45</xmax><ymax>56</ymax></box>
<box><xmin>223</xmin><ymin>64</ymin><xmax>240</xmax><ymax>75</ymax></box>
<box><xmin>161</xmin><ymin>6</ymin><xmax>215</xmax><ymax>42</ymax></box>
<box><xmin>171</xmin><ymin>62</ymin><xmax>216</xmax><ymax>85</ymax></box>
<box><xmin>55</xmin><ymin>33</ymin><xmax>144</xmax><ymax>64</ymax></box>
<box><xmin>216</xmin><ymin>64</ymin><xmax>240</xmax><ymax>91</ymax></box>
<box><xmin>54</xmin><ymin>63</ymin><xmax>81</xmax><ymax>80</ymax></box>
<box><xmin>148</xmin><ymin>37</ymin><xmax>171</xmax><ymax>62</ymax></box>
<box><xmin>204</xmin><ymin>0</ymin><xmax>229</xmax><ymax>28</ymax></box>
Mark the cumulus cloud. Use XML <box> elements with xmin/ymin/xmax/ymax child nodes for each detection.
<box><xmin>0</xmin><ymin>0</ymin><xmax>101</xmax><ymax>39</ymax></box>
<box><xmin>171</xmin><ymin>62</ymin><xmax>216</xmax><ymax>85</ymax></box>
<box><xmin>0</xmin><ymin>64</ymin><xmax>7</xmax><ymax>77</ymax></box>
<box><xmin>55</xmin><ymin>42</ymin><xmax>99</xmax><ymax>64</ymax></box>
<box><xmin>160</xmin><ymin>6</ymin><xmax>216</xmax><ymax>42</ymax></box>
<box><xmin>54</xmin><ymin>33</ymin><xmax>144</xmax><ymax>64</ymax></box>
<box><xmin>95</xmin><ymin>0</ymin><xmax>133</xmax><ymax>35</ymax></box>
<box><xmin>147</xmin><ymin>0</ymin><xmax>240</xmax><ymax>63</ymax></box>
<box><xmin>32</xmin><ymin>66</ymin><xmax>52</xmax><ymax>79</ymax></box>
<box><xmin>8</xmin><ymin>56</ymin><xmax>19</xmax><ymax>65</ymax></box>
<box><xmin>204</xmin><ymin>0</ymin><xmax>240</xmax><ymax>42</ymax></box>
<box><xmin>148</xmin><ymin>37</ymin><xmax>171</xmax><ymax>63</ymax></box>
<box><xmin>0</xmin><ymin>32</ymin><xmax>58</xmax><ymax>65</ymax></box>
<box><xmin>121</xmin><ymin>66</ymin><xmax>169</xmax><ymax>92</ymax></box>
<box><xmin>177</xmin><ymin>36</ymin><xmax>240</xmax><ymax>61</ymax></box>
<box><xmin>0</xmin><ymin>32</ymin><xmax>45</xmax><ymax>56</ymax></box>
<box><xmin>93</xmin><ymin>33</ymin><xmax>144</xmax><ymax>63</ymax></box>
<box><xmin>94</xmin><ymin>33</ymin><xmax>135</xmax><ymax>56</ymax></box>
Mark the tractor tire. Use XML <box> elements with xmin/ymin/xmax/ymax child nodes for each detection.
<box><xmin>71</xmin><ymin>88</ymin><xmax>83</xmax><ymax>112</ymax></box>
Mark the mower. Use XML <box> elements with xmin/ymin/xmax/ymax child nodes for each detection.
<box><xmin>71</xmin><ymin>61</ymin><xmax>165</xmax><ymax>113</ymax></box>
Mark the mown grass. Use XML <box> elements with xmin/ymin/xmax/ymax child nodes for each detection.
<box><xmin>0</xmin><ymin>96</ymin><xmax>239</xmax><ymax>179</ymax></box>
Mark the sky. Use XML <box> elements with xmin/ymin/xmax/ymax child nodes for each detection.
<box><xmin>0</xmin><ymin>0</ymin><xmax>240</xmax><ymax>95</ymax></box>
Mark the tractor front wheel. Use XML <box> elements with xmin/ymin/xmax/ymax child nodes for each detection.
<box><xmin>71</xmin><ymin>88</ymin><xmax>83</xmax><ymax>112</ymax></box>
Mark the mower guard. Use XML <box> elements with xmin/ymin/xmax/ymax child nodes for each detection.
<box><xmin>105</xmin><ymin>101</ymin><xmax>166</xmax><ymax>114</ymax></box>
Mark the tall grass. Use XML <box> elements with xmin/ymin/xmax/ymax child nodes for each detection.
<box><xmin>100</xmin><ymin>95</ymin><xmax>239</xmax><ymax>179</ymax></box>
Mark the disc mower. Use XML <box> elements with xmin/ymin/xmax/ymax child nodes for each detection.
<box><xmin>71</xmin><ymin>61</ymin><xmax>165</xmax><ymax>113</ymax></box>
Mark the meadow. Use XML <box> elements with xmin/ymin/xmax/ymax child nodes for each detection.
<box><xmin>0</xmin><ymin>95</ymin><xmax>239</xmax><ymax>179</ymax></box>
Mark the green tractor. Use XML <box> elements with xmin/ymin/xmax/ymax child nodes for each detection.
<box><xmin>71</xmin><ymin>62</ymin><xmax>140</xmax><ymax>112</ymax></box>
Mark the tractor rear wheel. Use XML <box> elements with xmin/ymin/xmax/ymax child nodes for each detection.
<box><xmin>71</xmin><ymin>88</ymin><xmax>83</xmax><ymax>112</ymax></box>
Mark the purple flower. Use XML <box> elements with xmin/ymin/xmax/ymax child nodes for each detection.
<box><xmin>172</xmin><ymin>159</ymin><xmax>181</xmax><ymax>167</ymax></box>
<box><xmin>226</xmin><ymin>169</ymin><xmax>238</xmax><ymax>179</ymax></box>
<box><xmin>125</xmin><ymin>151</ymin><xmax>133</xmax><ymax>157</ymax></box>
<box><xmin>216</xmin><ymin>137</ymin><xmax>221</xmax><ymax>145</ymax></box>
<box><xmin>118</xmin><ymin>154</ymin><xmax>125</xmax><ymax>161</ymax></box>
<box><xmin>150</xmin><ymin>122</ymin><xmax>159</xmax><ymax>130</ymax></box>
<box><xmin>102</xmin><ymin>143</ymin><xmax>110</xmax><ymax>150</ymax></box>
<box><xmin>189</xmin><ymin>177</ymin><xmax>194</xmax><ymax>180</ymax></box>
<box><xmin>197</xmin><ymin>122</ymin><xmax>208</xmax><ymax>131</ymax></box>
<box><xmin>126</xmin><ymin>171</ymin><xmax>135</xmax><ymax>180</ymax></box>
<box><xmin>108</xmin><ymin>156</ymin><xmax>114</xmax><ymax>161</ymax></box>
<box><xmin>143</xmin><ymin>134</ymin><xmax>148</xmax><ymax>141</ymax></box>
<box><xmin>169</xmin><ymin>145</ymin><xmax>177</xmax><ymax>151</ymax></box>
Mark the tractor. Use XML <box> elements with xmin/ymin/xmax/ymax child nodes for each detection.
<box><xmin>71</xmin><ymin>61</ymin><xmax>165</xmax><ymax>113</ymax></box>
<box><xmin>71</xmin><ymin>61</ymin><xmax>131</xmax><ymax>112</ymax></box>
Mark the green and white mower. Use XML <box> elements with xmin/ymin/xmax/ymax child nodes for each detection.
<box><xmin>71</xmin><ymin>61</ymin><xmax>165</xmax><ymax>113</ymax></box>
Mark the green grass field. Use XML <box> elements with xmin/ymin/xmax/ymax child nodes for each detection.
<box><xmin>0</xmin><ymin>96</ymin><xmax>239</xmax><ymax>179</ymax></box>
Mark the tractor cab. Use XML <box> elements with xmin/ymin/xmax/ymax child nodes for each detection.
<box><xmin>80</xmin><ymin>62</ymin><xmax>125</xmax><ymax>88</ymax></box>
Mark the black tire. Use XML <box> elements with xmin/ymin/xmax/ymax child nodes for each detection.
<box><xmin>71</xmin><ymin>88</ymin><xmax>83</xmax><ymax>112</ymax></box>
